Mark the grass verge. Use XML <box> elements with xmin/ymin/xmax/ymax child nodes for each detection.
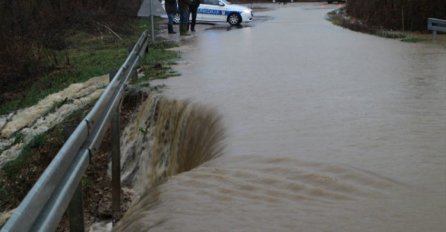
<box><xmin>0</xmin><ymin>17</ymin><xmax>181</xmax><ymax>229</ymax></box>
<box><xmin>0</xmin><ymin>19</ymin><xmax>172</xmax><ymax>115</ymax></box>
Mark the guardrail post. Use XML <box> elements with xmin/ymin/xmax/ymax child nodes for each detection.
<box><xmin>150</xmin><ymin>0</ymin><xmax>155</xmax><ymax>42</ymax></box>
<box><xmin>109</xmin><ymin>72</ymin><xmax>121</xmax><ymax>222</ymax></box>
<box><xmin>64</xmin><ymin>125</ymin><xmax>85</xmax><ymax>232</ymax></box>
<box><xmin>67</xmin><ymin>186</ymin><xmax>85</xmax><ymax>232</ymax></box>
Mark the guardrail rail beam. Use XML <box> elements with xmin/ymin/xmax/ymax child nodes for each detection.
<box><xmin>428</xmin><ymin>18</ymin><xmax>446</xmax><ymax>42</ymax></box>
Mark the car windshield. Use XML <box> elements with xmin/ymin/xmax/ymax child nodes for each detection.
<box><xmin>202</xmin><ymin>0</ymin><xmax>231</xmax><ymax>5</ymax></box>
<box><xmin>220</xmin><ymin>0</ymin><xmax>231</xmax><ymax>5</ymax></box>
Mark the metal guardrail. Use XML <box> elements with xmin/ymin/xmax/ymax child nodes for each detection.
<box><xmin>428</xmin><ymin>18</ymin><xmax>446</xmax><ymax>42</ymax></box>
<box><xmin>1</xmin><ymin>31</ymin><xmax>149</xmax><ymax>232</ymax></box>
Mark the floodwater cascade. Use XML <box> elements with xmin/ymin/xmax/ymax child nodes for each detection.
<box><xmin>117</xmin><ymin>94</ymin><xmax>225</xmax><ymax>199</ymax></box>
<box><xmin>102</xmin><ymin>3</ymin><xmax>445</xmax><ymax>231</ymax></box>
<box><xmin>108</xmin><ymin>94</ymin><xmax>442</xmax><ymax>232</ymax></box>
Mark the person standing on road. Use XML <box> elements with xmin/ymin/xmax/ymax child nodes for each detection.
<box><xmin>189</xmin><ymin>0</ymin><xmax>200</xmax><ymax>32</ymax></box>
<box><xmin>164</xmin><ymin>0</ymin><xmax>178</xmax><ymax>34</ymax></box>
<box><xmin>178</xmin><ymin>0</ymin><xmax>192</xmax><ymax>35</ymax></box>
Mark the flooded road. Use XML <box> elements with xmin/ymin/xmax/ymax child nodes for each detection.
<box><xmin>124</xmin><ymin>3</ymin><xmax>446</xmax><ymax>231</ymax></box>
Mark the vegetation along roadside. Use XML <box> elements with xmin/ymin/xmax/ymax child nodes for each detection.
<box><xmin>0</xmin><ymin>15</ymin><xmax>181</xmax><ymax>231</ymax></box>
<box><xmin>327</xmin><ymin>0</ymin><xmax>446</xmax><ymax>43</ymax></box>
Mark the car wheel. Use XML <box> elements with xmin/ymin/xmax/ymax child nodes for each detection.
<box><xmin>227</xmin><ymin>13</ymin><xmax>241</xmax><ymax>26</ymax></box>
<box><xmin>173</xmin><ymin>13</ymin><xmax>180</xmax><ymax>24</ymax></box>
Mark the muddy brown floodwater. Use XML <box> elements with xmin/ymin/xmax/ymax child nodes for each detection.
<box><xmin>118</xmin><ymin>3</ymin><xmax>446</xmax><ymax>232</ymax></box>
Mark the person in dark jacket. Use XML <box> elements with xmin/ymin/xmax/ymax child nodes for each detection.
<box><xmin>189</xmin><ymin>0</ymin><xmax>200</xmax><ymax>32</ymax></box>
<box><xmin>178</xmin><ymin>0</ymin><xmax>192</xmax><ymax>35</ymax></box>
<box><xmin>164</xmin><ymin>0</ymin><xmax>178</xmax><ymax>34</ymax></box>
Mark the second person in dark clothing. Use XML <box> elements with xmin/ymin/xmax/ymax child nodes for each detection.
<box><xmin>189</xmin><ymin>0</ymin><xmax>200</xmax><ymax>32</ymax></box>
<box><xmin>178</xmin><ymin>0</ymin><xmax>192</xmax><ymax>35</ymax></box>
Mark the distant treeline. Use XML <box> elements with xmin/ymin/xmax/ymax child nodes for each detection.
<box><xmin>0</xmin><ymin>0</ymin><xmax>141</xmax><ymax>96</ymax></box>
<box><xmin>346</xmin><ymin>0</ymin><xmax>446</xmax><ymax>31</ymax></box>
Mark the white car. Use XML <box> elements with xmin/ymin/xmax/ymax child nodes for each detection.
<box><xmin>162</xmin><ymin>0</ymin><xmax>253</xmax><ymax>26</ymax></box>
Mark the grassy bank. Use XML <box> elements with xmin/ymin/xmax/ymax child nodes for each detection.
<box><xmin>0</xmin><ymin>19</ymin><xmax>179</xmax><ymax>116</ymax></box>
<box><xmin>0</xmin><ymin>17</ymin><xmax>181</xmax><ymax>229</ymax></box>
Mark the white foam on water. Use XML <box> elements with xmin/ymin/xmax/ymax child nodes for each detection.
<box><xmin>0</xmin><ymin>75</ymin><xmax>108</xmax><ymax>167</ymax></box>
<box><xmin>0</xmin><ymin>75</ymin><xmax>108</xmax><ymax>138</ymax></box>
